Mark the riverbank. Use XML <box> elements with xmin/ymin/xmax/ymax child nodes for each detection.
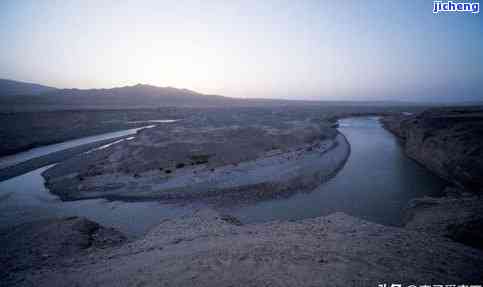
<box><xmin>2</xmin><ymin>110</ymin><xmax>480</xmax><ymax>286</ymax></box>
<box><xmin>42</xmin><ymin>121</ymin><xmax>349</xmax><ymax>205</ymax></box>
<box><xmin>3</xmin><ymin>209</ymin><xmax>482</xmax><ymax>286</ymax></box>
<box><xmin>0</xmin><ymin>136</ymin><xmax>127</xmax><ymax>181</ymax></box>
<box><xmin>225</xmin><ymin>116</ymin><xmax>446</xmax><ymax>226</ymax></box>
<box><xmin>381</xmin><ymin>107</ymin><xmax>483</xmax><ymax>250</ymax></box>
<box><xmin>0</xmin><ymin>108</ymin><xmax>186</xmax><ymax>157</ymax></box>
<box><xmin>380</xmin><ymin>107</ymin><xmax>483</xmax><ymax>192</ymax></box>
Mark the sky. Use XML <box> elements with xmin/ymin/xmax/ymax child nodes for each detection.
<box><xmin>0</xmin><ymin>0</ymin><xmax>481</xmax><ymax>102</ymax></box>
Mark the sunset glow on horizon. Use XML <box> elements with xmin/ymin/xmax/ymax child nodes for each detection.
<box><xmin>0</xmin><ymin>0</ymin><xmax>481</xmax><ymax>102</ymax></box>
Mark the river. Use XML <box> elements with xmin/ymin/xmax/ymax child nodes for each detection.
<box><xmin>0</xmin><ymin>117</ymin><xmax>447</xmax><ymax>237</ymax></box>
<box><xmin>0</xmin><ymin>125</ymin><xmax>157</xmax><ymax>169</ymax></box>
<box><xmin>0</xmin><ymin>120</ymin><xmax>191</xmax><ymax>238</ymax></box>
<box><xmin>229</xmin><ymin>117</ymin><xmax>447</xmax><ymax>226</ymax></box>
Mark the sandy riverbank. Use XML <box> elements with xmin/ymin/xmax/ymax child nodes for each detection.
<box><xmin>42</xmin><ymin>119</ymin><xmax>349</xmax><ymax>205</ymax></box>
<box><xmin>2</xmin><ymin>111</ymin><xmax>483</xmax><ymax>286</ymax></box>
<box><xmin>0</xmin><ymin>136</ymin><xmax>130</xmax><ymax>182</ymax></box>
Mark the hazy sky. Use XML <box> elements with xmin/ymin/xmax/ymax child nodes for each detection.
<box><xmin>0</xmin><ymin>0</ymin><xmax>481</xmax><ymax>102</ymax></box>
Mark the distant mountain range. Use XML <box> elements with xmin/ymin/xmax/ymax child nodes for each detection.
<box><xmin>0</xmin><ymin>79</ymin><xmax>57</xmax><ymax>96</ymax></box>
<box><xmin>1</xmin><ymin>78</ymin><xmax>342</xmax><ymax>111</ymax></box>
<box><xmin>0</xmin><ymin>79</ymin><xmax>240</xmax><ymax>110</ymax></box>
<box><xmin>0</xmin><ymin>78</ymin><xmax>223</xmax><ymax>99</ymax></box>
<box><xmin>42</xmin><ymin>83</ymin><xmax>234</xmax><ymax>105</ymax></box>
<box><xmin>0</xmin><ymin>78</ymin><xmax>443</xmax><ymax>111</ymax></box>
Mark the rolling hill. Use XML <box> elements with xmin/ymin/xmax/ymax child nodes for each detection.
<box><xmin>0</xmin><ymin>80</ymin><xmax>236</xmax><ymax>111</ymax></box>
<box><xmin>0</xmin><ymin>79</ymin><xmax>57</xmax><ymax>97</ymax></box>
<box><xmin>0</xmin><ymin>78</ymin><xmax>420</xmax><ymax>112</ymax></box>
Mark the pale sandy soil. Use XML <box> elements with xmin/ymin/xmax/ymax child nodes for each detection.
<box><xmin>43</xmin><ymin>119</ymin><xmax>349</xmax><ymax>204</ymax></box>
<box><xmin>3</xmin><ymin>209</ymin><xmax>482</xmax><ymax>287</ymax></box>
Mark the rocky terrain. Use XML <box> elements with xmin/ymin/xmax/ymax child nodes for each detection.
<box><xmin>3</xmin><ymin>106</ymin><xmax>482</xmax><ymax>286</ymax></box>
<box><xmin>404</xmin><ymin>192</ymin><xmax>483</xmax><ymax>250</ymax></box>
<box><xmin>382</xmin><ymin>107</ymin><xmax>483</xmax><ymax>250</ymax></box>
<box><xmin>42</xmin><ymin>110</ymin><xmax>350</xmax><ymax>204</ymax></box>
<box><xmin>381</xmin><ymin>107</ymin><xmax>483</xmax><ymax>192</ymax></box>
<box><xmin>0</xmin><ymin>99</ymin><xmax>427</xmax><ymax>157</ymax></box>
<box><xmin>2</xmin><ymin>209</ymin><xmax>483</xmax><ymax>287</ymax></box>
<box><xmin>0</xmin><ymin>108</ymin><xmax>185</xmax><ymax>157</ymax></box>
<box><xmin>0</xmin><ymin>216</ymin><xmax>125</xmax><ymax>285</ymax></box>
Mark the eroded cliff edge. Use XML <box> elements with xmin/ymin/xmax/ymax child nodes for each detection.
<box><xmin>381</xmin><ymin>107</ymin><xmax>483</xmax><ymax>249</ymax></box>
<box><xmin>3</xmin><ymin>111</ymin><xmax>483</xmax><ymax>286</ymax></box>
<box><xmin>381</xmin><ymin>107</ymin><xmax>483</xmax><ymax>192</ymax></box>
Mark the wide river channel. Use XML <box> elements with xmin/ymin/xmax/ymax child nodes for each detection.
<box><xmin>0</xmin><ymin>117</ymin><xmax>446</xmax><ymax>237</ymax></box>
<box><xmin>229</xmin><ymin>117</ymin><xmax>446</xmax><ymax>225</ymax></box>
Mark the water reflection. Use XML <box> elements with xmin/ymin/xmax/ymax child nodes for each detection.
<box><xmin>0</xmin><ymin>165</ymin><xmax>191</xmax><ymax>237</ymax></box>
<box><xmin>0</xmin><ymin>117</ymin><xmax>447</xmax><ymax>236</ymax></box>
<box><xmin>229</xmin><ymin>117</ymin><xmax>447</xmax><ymax>226</ymax></box>
<box><xmin>0</xmin><ymin>125</ymin><xmax>155</xmax><ymax>169</ymax></box>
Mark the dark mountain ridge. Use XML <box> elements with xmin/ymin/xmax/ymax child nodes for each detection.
<box><xmin>0</xmin><ymin>78</ymin><xmax>435</xmax><ymax>112</ymax></box>
<box><xmin>0</xmin><ymin>78</ymin><xmax>57</xmax><ymax>96</ymax></box>
<box><xmin>0</xmin><ymin>79</ymin><xmax>235</xmax><ymax>110</ymax></box>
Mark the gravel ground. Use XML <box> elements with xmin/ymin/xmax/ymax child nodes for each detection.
<box><xmin>3</xmin><ymin>209</ymin><xmax>482</xmax><ymax>287</ymax></box>
<box><xmin>42</xmin><ymin>118</ymin><xmax>349</xmax><ymax>204</ymax></box>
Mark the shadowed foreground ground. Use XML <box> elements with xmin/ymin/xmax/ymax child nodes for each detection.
<box><xmin>2</xmin><ymin>209</ymin><xmax>482</xmax><ymax>287</ymax></box>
